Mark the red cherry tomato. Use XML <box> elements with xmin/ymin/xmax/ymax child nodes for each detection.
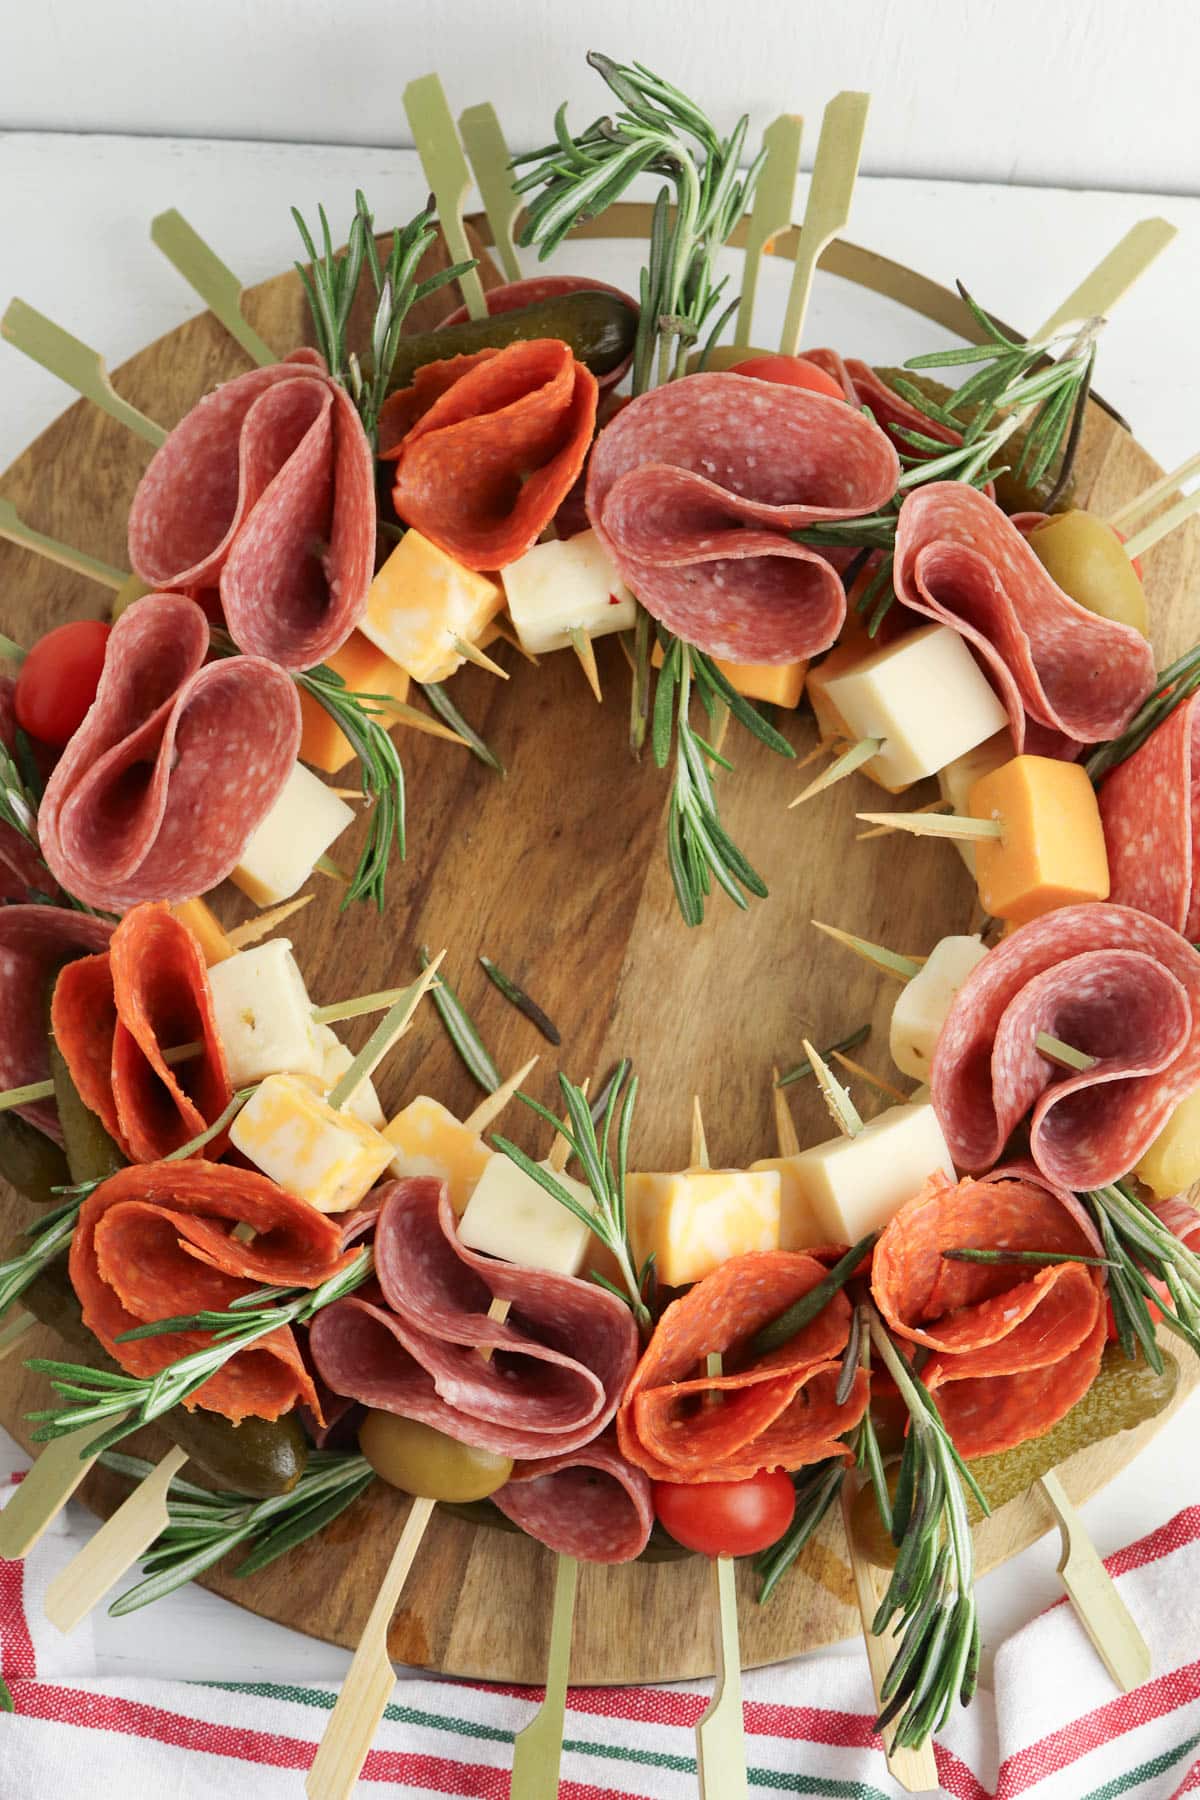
<box><xmin>734</xmin><ymin>354</ymin><xmax>845</xmax><ymax>401</ymax></box>
<box><xmin>1110</xmin><ymin>524</ymin><xmax>1145</xmax><ymax>583</ymax></box>
<box><xmin>1105</xmin><ymin>1273</ymin><xmax>1169</xmax><ymax>1341</ymax></box>
<box><xmin>14</xmin><ymin>620</ymin><xmax>111</xmax><ymax>749</ymax></box>
<box><xmin>652</xmin><ymin>1470</ymin><xmax>796</xmax><ymax>1557</ymax></box>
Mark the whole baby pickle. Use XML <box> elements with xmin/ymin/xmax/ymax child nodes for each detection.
<box><xmin>387</xmin><ymin>289</ymin><xmax>637</xmax><ymax>392</ymax></box>
<box><xmin>0</xmin><ymin>1112</ymin><xmax>71</xmax><ymax>1205</ymax></box>
<box><xmin>47</xmin><ymin>1007</ymin><xmax>125</xmax><ymax>1190</ymax></box>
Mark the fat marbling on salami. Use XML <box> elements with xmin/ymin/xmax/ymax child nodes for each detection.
<box><xmin>1099</xmin><ymin>694</ymin><xmax>1200</xmax><ymax>937</ymax></box>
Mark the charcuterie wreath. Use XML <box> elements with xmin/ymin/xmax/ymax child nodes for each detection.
<box><xmin>0</xmin><ymin>53</ymin><xmax>1199</xmax><ymax>1795</ymax></box>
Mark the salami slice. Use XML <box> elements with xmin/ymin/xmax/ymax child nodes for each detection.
<box><xmin>0</xmin><ymin>905</ymin><xmax>113</xmax><ymax>1139</ymax></box>
<box><xmin>895</xmin><ymin>483</ymin><xmax>1155</xmax><ymax>749</ymax></box>
<box><xmin>492</xmin><ymin>1433</ymin><xmax>654</xmax><ymax>1563</ymax></box>
<box><xmin>69</xmin><ymin>1158</ymin><xmax>352</xmax><ymax>1422</ymax></box>
<box><xmin>38</xmin><ymin>594</ymin><xmax>300</xmax><ymax>912</ymax></box>
<box><xmin>872</xmin><ymin>1167</ymin><xmax>1105</xmax><ymax>1458</ymax></box>
<box><xmin>1099</xmin><ymin>695</ymin><xmax>1200</xmax><ymax>937</ymax></box>
<box><xmin>438</xmin><ymin>275</ymin><xmax>639</xmax><ymax>391</ymax></box>
<box><xmin>931</xmin><ymin>903</ymin><xmax>1200</xmax><ymax>1190</ymax></box>
<box><xmin>309</xmin><ymin>1178</ymin><xmax>639</xmax><ymax>1459</ymax></box>
<box><xmin>381</xmin><ymin>339</ymin><xmax>598</xmax><ymax>569</ymax></box>
<box><xmin>616</xmin><ymin>1251</ymin><xmax>868</xmax><ymax>1484</ymax></box>
<box><xmin>0</xmin><ymin>678</ymin><xmax>54</xmax><ymax>903</ymax></box>
<box><xmin>585</xmin><ymin>373</ymin><xmax>899</xmax><ymax>663</ymax></box>
<box><xmin>128</xmin><ymin>349</ymin><xmax>374</xmax><ymax>670</ymax></box>
<box><xmin>51</xmin><ymin>903</ymin><xmax>232</xmax><ymax>1163</ymax></box>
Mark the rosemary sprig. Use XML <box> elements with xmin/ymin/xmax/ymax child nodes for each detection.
<box><xmin>0</xmin><ymin>1194</ymin><xmax>83</xmax><ymax>1321</ymax></box>
<box><xmin>101</xmin><ymin>1448</ymin><xmax>375</xmax><ymax>1615</ymax></box>
<box><xmin>479</xmin><ymin>956</ymin><xmax>561</xmax><ymax>1046</ymax></box>
<box><xmin>492</xmin><ymin>1066</ymin><xmax>652</xmax><ymax>1335</ymax></box>
<box><xmin>750</xmin><ymin>1234</ymin><xmax>875</xmax><ymax>1356</ymax></box>
<box><xmin>418</xmin><ymin>946</ymin><xmax>501</xmax><ymax>1093</ymax></box>
<box><xmin>1086</xmin><ymin>1182</ymin><xmax>1200</xmax><ymax>1374</ymax></box>
<box><xmin>1085</xmin><ymin>642</ymin><xmax>1200</xmax><ymax>783</ymax></box>
<box><xmin>417</xmin><ymin>681</ymin><xmax>505</xmax><ymax>774</ymax></box>
<box><xmin>942</xmin><ymin>1248</ymin><xmax>1117</xmax><ymax>1269</ymax></box>
<box><xmin>755</xmin><ymin>1459</ymin><xmax>845</xmax><ymax>1604</ymax></box>
<box><xmin>776</xmin><ymin>1025</ymin><xmax>871</xmax><ymax>1088</ymax></box>
<box><xmin>295</xmin><ymin>665</ymin><xmax>405</xmax><ymax>911</ymax></box>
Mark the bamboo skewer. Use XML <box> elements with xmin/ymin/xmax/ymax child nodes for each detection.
<box><xmin>855</xmin><ymin>809</ymin><xmax>1002</xmax><ymax>842</ymax></box>
<box><xmin>1039</xmin><ymin>1470</ymin><xmax>1151</xmax><ymax>1692</ymax></box>
<box><xmin>0</xmin><ymin>1310</ymin><xmax>36</xmax><ymax>1362</ymax></box>
<box><xmin>1</xmin><ymin>299</ymin><xmax>167</xmax><ymax>446</ymax></box>
<box><xmin>150</xmin><ymin>209</ymin><xmax>276</xmax><ymax>367</ymax></box>
<box><xmin>0</xmin><ymin>1422</ymin><xmax>122</xmax><ymax>1560</ymax></box>
<box><xmin>0</xmin><ymin>498</ymin><xmax>128</xmax><ymax>591</ymax></box>
<box><xmin>779</xmin><ymin>92</ymin><xmax>870</xmax><ymax>358</ymax></box>
<box><xmin>458</xmin><ymin>102</ymin><xmax>523</xmax><ymax>284</ymax></box>
<box><xmin>1107</xmin><ymin>448</ymin><xmax>1200</xmax><ymax>534</ymax></box>
<box><xmin>403</xmin><ymin>74</ymin><xmax>489</xmax><ymax>322</ymax></box>
<box><xmin>734</xmin><ymin>114</ymin><xmax>804</xmax><ymax>349</ymax></box>
<box><xmin>1030</xmin><ymin>218</ymin><xmax>1176</xmax><ymax>345</ymax></box>
<box><xmin>1121</xmin><ymin>482</ymin><xmax>1200</xmax><ymax>562</ymax></box>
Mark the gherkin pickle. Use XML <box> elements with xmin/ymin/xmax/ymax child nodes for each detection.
<box><xmin>47</xmin><ymin>1011</ymin><xmax>124</xmax><ymax>1189</ymax></box>
<box><xmin>387</xmin><ymin>290</ymin><xmax>637</xmax><ymax>393</ymax></box>
<box><xmin>0</xmin><ymin>1113</ymin><xmax>70</xmax><ymax>1206</ymax></box>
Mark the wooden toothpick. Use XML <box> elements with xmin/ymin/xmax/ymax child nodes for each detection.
<box><xmin>0</xmin><ymin>498</ymin><xmax>128</xmax><ymax>591</ymax></box>
<box><xmin>225</xmin><ymin>894</ymin><xmax>315</xmax><ymax>949</ymax></box>
<box><xmin>830</xmin><ymin>1052</ymin><xmax>908</xmax><ymax>1106</ymax></box>
<box><xmin>789</xmin><ymin>735</ymin><xmax>882</xmax><ymax>807</ymax></box>
<box><xmin>779</xmin><ymin>92</ymin><xmax>870</xmax><ymax>358</ymax></box>
<box><xmin>0</xmin><ymin>1310</ymin><xmax>35</xmax><ymax>1362</ymax></box>
<box><xmin>735</xmin><ymin>114</ymin><xmax>803</xmax><ymax>348</ymax></box>
<box><xmin>150</xmin><ymin>209</ymin><xmax>275</xmax><ymax>367</ymax></box>
<box><xmin>1</xmin><ymin>300</ymin><xmax>167</xmax><ymax>446</ymax></box>
<box><xmin>801</xmin><ymin>1038</ymin><xmax>863</xmax><ymax>1139</ymax></box>
<box><xmin>1121</xmin><ymin>483</ymin><xmax>1200</xmax><ymax>563</ymax></box>
<box><xmin>458</xmin><ymin>102</ymin><xmax>523</xmax><ymax>284</ymax></box>
<box><xmin>451</xmin><ymin>635</ymin><xmax>510</xmax><ymax>679</ymax></box>
<box><xmin>856</xmin><ymin>810</ymin><xmax>1003</xmax><ymax>843</ymax></box>
<box><xmin>463</xmin><ymin>1055</ymin><xmax>540</xmax><ymax>1134</ymax></box>
<box><xmin>811</xmin><ymin>920</ymin><xmax>923</xmax><ymax>982</ymax></box>
<box><xmin>1107</xmin><ymin>448</ymin><xmax>1200</xmax><ymax>534</ymax></box>
<box><xmin>403</xmin><ymin>74</ymin><xmax>489</xmax><ymax>321</ymax></box>
<box><xmin>567</xmin><ymin>627</ymin><xmax>602</xmax><ymax>703</ymax></box>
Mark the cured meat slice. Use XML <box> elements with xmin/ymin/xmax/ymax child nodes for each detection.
<box><xmin>0</xmin><ymin>677</ymin><xmax>54</xmax><ymax>903</ymax></box>
<box><xmin>585</xmin><ymin>373</ymin><xmax>899</xmax><ymax>663</ymax></box>
<box><xmin>1099</xmin><ymin>695</ymin><xmax>1200</xmax><ymax>937</ymax></box>
<box><xmin>381</xmin><ymin>339</ymin><xmax>598</xmax><ymax>569</ymax></box>
<box><xmin>492</xmin><ymin>1434</ymin><xmax>654</xmax><ymax>1563</ymax></box>
<box><xmin>69</xmin><ymin>1158</ymin><xmax>352</xmax><ymax>1422</ymax></box>
<box><xmin>127</xmin><ymin>349</ymin><xmax>374</xmax><ymax>670</ymax></box>
<box><xmin>616</xmin><ymin>1251</ymin><xmax>868</xmax><ymax>1484</ymax></box>
<box><xmin>872</xmin><ymin>1167</ymin><xmax>1106</xmax><ymax>1458</ymax></box>
<box><xmin>309</xmin><ymin>1178</ymin><xmax>639</xmax><ymax>1459</ymax></box>
<box><xmin>931</xmin><ymin>903</ymin><xmax>1200</xmax><ymax>1190</ymax></box>
<box><xmin>38</xmin><ymin>593</ymin><xmax>300</xmax><ymax>912</ymax></box>
<box><xmin>0</xmin><ymin>905</ymin><xmax>113</xmax><ymax>1139</ymax></box>
<box><xmin>51</xmin><ymin>903</ymin><xmax>232</xmax><ymax>1163</ymax></box>
<box><xmin>895</xmin><ymin>482</ymin><xmax>1155</xmax><ymax>750</ymax></box>
<box><xmin>438</xmin><ymin>274</ymin><xmax>639</xmax><ymax>391</ymax></box>
<box><xmin>805</xmin><ymin>349</ymin><xmax>964</xmax><ymax>456</ymax></box>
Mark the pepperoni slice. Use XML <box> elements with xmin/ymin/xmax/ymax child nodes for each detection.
<box><xmin>0</xmin><ymin>905</ymin><xmax>114</xmax><ymax>1140</ymax></box>
<box><xmin>492</xmin><ymin>1433</ymin><xmax>654</xmax><ymax>1563</ymax></box>
<box><xmin>37</xmin><ymin>594</ymin><xmax>299</xmax><ymax>913</ymax></box>
<box><xmin>381</xmin><ymin>339</ymin><xmax>598</xmax><ymax>570</ymax></box>
<box><xmin>69</xmin><ymin>1159</ymin><xmax>353</xmax><ymax>1423</ymax></box>
<box><xmin>437</xmin><ymin>274</ymin><xmax>638</xmax><ymax>391</ymax></box>
<box><xmin>1099</xmin><ymin>695</ymin><xmax>1200</xmax><ymax>937</ymax></box>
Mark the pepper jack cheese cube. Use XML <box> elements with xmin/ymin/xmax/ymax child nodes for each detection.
<box><xmin>626</xmin><ymin>1167</ymin><xmax>781</xmax><ymax>1288</ymax></box>
<box><xmin>1134</xmin><ymin>1089</ymin><xmax>1200</xmax><ymax>1200</ymax></box>
<box><xmin>298</xmin><ymin>631</ymin><xmax>411</xmax><ymax>774</ymax></box>
<box><xmin>652</xmin><ymin>642</ymin><xmax>807</xmax><ymax>709</ymax></box>
<box><xmin>230</xmin><ymin>763</ymin><xmax>355</xmax><ymax>908</ymax></box>
<box><xmin>937</xmin><ymin>730</ymin><xmax>1013</xmax><ymax>873</ymax></box>
<box><xmin>968</xmin><ymin>754</ymin><xmax>1110</xmax><ymax>926</ymax></box>
<box><xmin>890</xmin><ymin>936</ymin><xmax>989</xmax><ymax>1081</ymax></box>
<box><xmin>230</xmin><ymin>1072</ymin><xmax>393</xmax><ymax>1213</ymax></box>
<box><xmin>169</xmin><ymin>898</ymin><xmax>234</xmax><ymax>967</ymax></box>
<box><xmin>382</xmin><ymin>1095</ymin><xmax>491</xmax><ymax>1215</ymax></box>
<box><xmin>458</xmin><ymin>1154</ymin><xmax>597</xmax><ymax>1276</ymax></box>
<box><xmin>501</xmin><ymin>529</ymin><xmax>637</xmax><ymax>656</ymax></box>
<box><xmin>313</xmin><ymin>1024</ymin><xmax>386</xmax><ymax>1130</ymax></box>
<box><xmin>360</xmin><ymin>530</ymin><xmax>504</xmax><ymax>683</ymax></box>
<box><xmin>823</xmin><ymin>624</ymin><xmax>1010</xmax><ymax>791</ymax></box>
<box><xmin>747</xmin><ymin>1156</ymin><xmax>827</xmax><ymax>1251</ymax></box>
<box><xmin>785</xmin><ymin>1104</ymin><xmax>955</xmax><ymax>1244</ymax></box>
<box><xmin>207</xmin><ymin>939</ymin><xmax>323</xmax><ymax>1086</ymax></box>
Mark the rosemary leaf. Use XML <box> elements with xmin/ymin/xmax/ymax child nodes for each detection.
<box><xmin>419</xmin><ymin>947</ymin><xmax>500</xmax><ymax>1093</ymax></box>
<box><xmin>478</xmin><ymin>957</ymin><xmax>561</xmax><ymax>1045</ymax></box>
<box><xmin>418</xmin><ymin>682</ymin><xmax>505</xmax><ymax>774</ymax></box>
<box><xmin>776</xmin><ymin>1025</ymin><xmax>871</xmax><ymax>1087</ymax></box>
<box><xmin>750</xmin><ymin>1234</ymin><xmax>875</xmax><ymax>1355</ymax></box>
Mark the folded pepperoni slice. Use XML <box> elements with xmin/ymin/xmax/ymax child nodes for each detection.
<box><xmin>69</xmin><ymin>1158</ymin><xmax>352</xmax><ymax>1422</ymax></box>
<box><xmin>492</xmin><ymin>1434</ymin><xmax>654</xmax><ymax>1564</ymax></box>
<box><xmin>1099</xmin><ymin>695</ymin><xmax>1200</xmax><ymax>937</ymax></box>
<box><xmin>616</xmin><ymin>1251</ymin><xmax>868</xmax><ymax>1484</ymax></box>
<box><xmin>0</xmin><ymin>905</ymin><xmax>113</xmax><ymax>1141</ymax></box>
<box><xmin>381</xmin><ymin>339</ymin><xmax>598</xmax><ymax>570</ymax></box>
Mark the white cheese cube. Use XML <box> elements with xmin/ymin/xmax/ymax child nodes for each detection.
<box><xmin>501</xmin><ymin>529</ymin><xmax>637</xmax><ymax>656</ymax></box>
<box><xmin>382</xmin><ymin>1095</ymin><xmax>492</xmax><ymax>1215</ymax></box>
<box><xmin>207</xmin><ymin>938</ymin><xmax>323</xmax><ymax>1086</ymax></box>
<box><xmin>457</xmin><ymin>1154</ymin><xmax>597</xmax><ymax>1276</ymax></box>
<box><xmin>360</xmin><ymin>530</ymin><xmax>504</xmax><ymax>683</ymax></box>
<box><xmin>748</xmin><ymin>1157</ymin><xmax>828</xmax><ymax>1251</ymax></box>
<box><xmin>230</xmin><ymin>1072</ymin><xmax>393</xmax><ymax>1213</ymax></box>
<box><xmin>625</xmin><ymin>1167</ymin><xmax>781</xmax><ymax>1287</ymax></box>
<box><xmin>230</xmin><ymin>763</ymin><xmax>354</xmax><ymax>908</ymax></box>
<box><xmin>313</xmin><ymin>1024</ymin><xmax>386</xmax><ymax>1129</ymax></box>
<box><xmin>890</xmin><ymin>936</ymin><xmax>989</xmax><ymax>1081</ymax></box>
<box><xmin>786</xmin><ymin>1104</ymin><xmax>956</xmax><ymax>1244</ymax></box>
<box><xmin>938</xmin><ymin>730</ymin><xmax>1013</xmax><ymax>871</ymax></box>
<box><xmin>823</xmin><ymin>624</ymin><xmax>1009</xmax><ymax>791</ymax></box>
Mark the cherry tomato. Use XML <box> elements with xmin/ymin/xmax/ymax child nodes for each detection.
<box><xmin>734</xmin><ymin>354</ymin><xmax>845</xmax><ymax>401</ymax></box>
<box><xmin>15</xmin><ymin>620</ymin><xmax>111</xmax><ymax>748</ymax></box>
<box><xmin>652</xmin><ymin>1470</ymin><xmax>795</xmax><ymax>1557</ymax></box>
<box><xmin>1105</xmin><ymin>1274</ymin><xmax>1170</xmax><ymax>1341</ymax></box>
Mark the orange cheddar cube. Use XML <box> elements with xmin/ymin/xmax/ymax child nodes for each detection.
<box><xmin>169</xmin><ymin>898</ymin><xmax>233</xmax><ymax>966</ymax></box>
<box><xmin>968</xmin><ymin>754</ymin><xmax>1110</xmax><ymax>926</ymax></box>
<box><xmin>298</xmin><ymin>631</ymin><xmax>411</xmax><ymax>774</ymax></box>
<box><xmin>650</xmin><ymin>640</ymin><xmax>806</xmax><ymax>710</ymax></box>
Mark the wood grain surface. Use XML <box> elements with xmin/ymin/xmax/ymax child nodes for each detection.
<box><xmin>0</xmin><ymin>216</ymin><xmax>1196</xmax><ymax>1683</ymax></box>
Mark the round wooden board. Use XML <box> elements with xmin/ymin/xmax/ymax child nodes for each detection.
<box><xmin>1</xmin><ymin>219</ymin><xmax>1198</xmax><ymax>1684</ymax></box>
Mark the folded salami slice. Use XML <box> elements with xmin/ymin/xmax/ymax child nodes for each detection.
<box><xmin>309</xmin><ymin>1178</ymin><xmax>638</xmax><ymax>1459</ymax></box>
<box><xmin>128</xmin><ymin>349</ymin><xmax>374</xmax><ymax>670</ymax></box>
<box><xmin>585</xmin><ymin>373</ymin><xmax>899</xmax><ymax>664</ymax></box>
<box><xmin>438</xmin><ymin>275</ymin><xmax>638</xmax><ymax>392</ymax></box>
<box><xmin>895</xmin><ymin>483</ymin><xmax>1155</xmax><ymax>750</ymax></box>
<box><xmin>491</xmin><ymin>1433</ymin><xmax>654</xmax><ymax>1564</ymax></box>
<box><xmin>0</xmin><ymin>905</ymin><xmax>113</xmax><ymax>1140</ymax></box>
<box><xmin>932</xmin><ymin>903</ymin><xmax>1200</xmax><ymax>1190</ymax></box>
<box><xmin>51</xmin><ymin>903</ymin><xmax>232</xmax><ymax>1163</ymax></box>
<box><xmin>0</xmin><ymin>678</ymin><xmax>54</xmax><ymax>903</ymax></box>
<box><xmin>805</xmin><ymin>350</ymin><xmax>964</xmax><ymax>457</ymax></box>
<box><xmin>381</xmin><ymin>340</ymin><xmax>597</xmax><ymax>570</ymax></box>
<box><xmin>617</xmin><ymin>1251</ymin><xmax>868</xmax><ymax>1484</ymax></box>
<box><xmin>872</xmin><ymin>1166</ymin><xmax>1106</xmax><ymax>1457</ymax></box>
<box><xmin>38</xmin><ymin>594</ymin><xmax>300</xmax><ymax>912</ymax></box>
<box><xmin>1099</xmin><ymin>696</ymin><xmax>1200</xmax><ymax>937</ymax></box>
<box><xmin>69</xmin><ymin>1159</ymin><xmax>352</xmax><ymax>1422</ymax></box>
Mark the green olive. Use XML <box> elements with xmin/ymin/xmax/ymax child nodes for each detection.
<box><xmin>1028</xmin><ymin>511</ymin><xmax>1150</xmax><ymax>638</ymax></box>
<box><xmin>358</xmin><ymin>1410</ymin><xmax>513</xmax><ymax>1502</ymax></box>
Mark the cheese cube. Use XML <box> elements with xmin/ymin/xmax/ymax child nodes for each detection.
<box><xmin>298</xmin><ymin>631</ymin><xmax>411</xmax><ymax>774</ymax></box>
<box><xmin>313</xmin><ymin>1024</ymin><xmax>386</xmax><ymax>1129</ymax></box>
<box><xmin>230</xmin><ymin>1072</ymin><xmax>393</xmax><ymax>1213</ymax></box>
<box><xmin>748</xmin><ymin>1156</ymin><xmax>828</xmax><ymax>1251</ymax></box>
<box><xmin>169</xmin><ymin>898</ymin><xmax>234</xmax><ymax>967</ymax></box>
<box><xmin>784</xmin><ymin>1104</ymin><xmax>955</xmax><ymax>1244</ymax></box>
<box><xmin>360</xmin><ymin>530</ymin><xmax>504</xmax><ymax>683</ymax></box>
<box><xmin>653</xmin><ymin>642</ymin><xmax>807</xmax><ymax>709</ymax></box>
<box><xmin>938</xmin><ymin>730</ymin><xmax>1013</xmax><ymax>872</ymax></box>
<box><xmin>458</xmin><ymin>1154</ymin><xmax>597</xmax><ymax>1276</ymax></box>
<box><xmin>382</xmin><ymin>1095</ymin><xmax>491</xmax><ymax>1215</ymax></box>
<box><xmin>207</xmin><ymin>939</ymin><xmax>323</xmax><ymax>1086</ymax></box>
<box><xmin>501</xmin><ymin>530</ymin><xmax>637</xmax><ymax>655</ymax></box>
<box><xmin>823</xmin><ymin>624</ymin><xmax>1010</xmax><ymax>791</ymax></box>
<box><xmin>230</xmin><ymin>763</ymin><xmax>355</xmax><ymax>908</ymax></box>
<box><xmin>890</xmin><ymin>936</ymin><xmax>989</xmax><ymax>1081</ymax></box>
<box><xmin>969</xmin><ymin>754</ymin><xmax>1110</xmax><ymax>926</ymax></box>
<box><xmin>626</xmin><ymin>1167</ymin><xmax>781</xmax><ymax>1288</ymax></box>
<box><xmin>806</xmin><ymin>642</ymin><xmax>858</xmax><ymax>745</ymax></box>
<box><xmin>1135</xmin><ymin>1089</ymin><xmax>1200</xmax><ymax>1200</ymax></box>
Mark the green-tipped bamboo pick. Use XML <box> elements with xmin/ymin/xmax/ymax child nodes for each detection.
<box><xmin>150</xmin><ymin>209</ymin><xmax>276</xmax><ymax>367</ymax></box>
<box><xmin>0</xmin><ymin>498</ymin><xmax>128</xmax><ymax>591</ymax></box>
<box><xmin>735</xmin><ymin>114</ymin><xmax>803</xmax><ymax>348</ymax></box>
<box><xmin>458</xmin><ymin>102</ymin><xmax>523</xmax><ymax>283</ymax></box>
<box><xmin>0</xmin><ymin>1422</ymin><xmax>119</xmax><ymax>1559</ymax></box>
<box><xmin>1032</xmin><ymin>218</ymin><xmax>1176</xmax><ymax>345</ymax></box>
<box><xmin>508</xmin><ymin>1552</ymin><xmax>579</xmax><ymax>1798</ymax></box>
<box><xmin>43</xmin><ymin>1445</ymin><xmax>189</xmax><ymax>1635</ymax></box>
<box><xmin>779</xmin><ymin>92</ymin><xmax>870</xmax><ymax>358</ymax></box>
<box><xmin>403</xmin><ymin>74</ymin><xmax>488</xmax><ymax>321</ymax></box>
<box><xmin>1</xmin><ymin>300</ymin><xmax>166</xmax><ymax>446</ymax></box>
